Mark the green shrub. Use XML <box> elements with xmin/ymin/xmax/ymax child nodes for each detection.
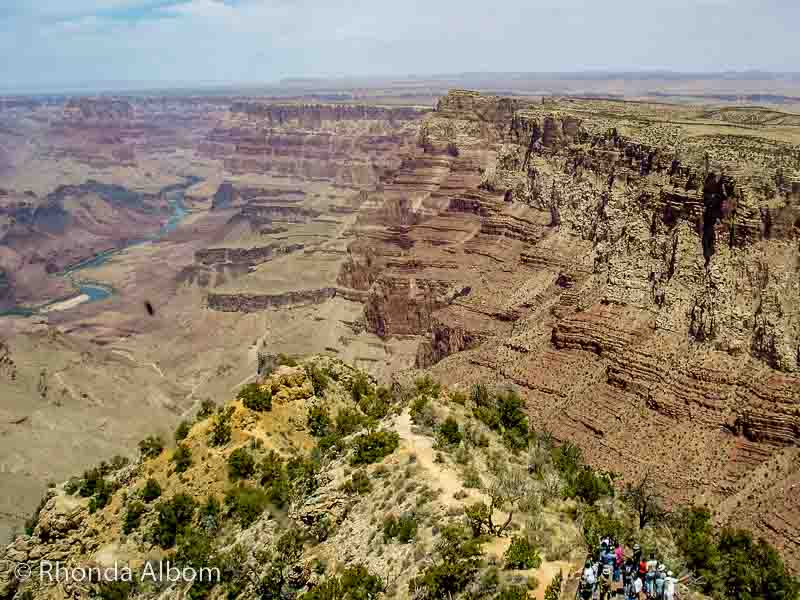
<box><xmin>470</xmin><ymin>383</ymin><xmax>491</xmax><ymax>406</ymax></box>
<box><xmin>138</xmin><ymin>435</ymin><xmax>164</xmax><ymax>460</ymax></box>
<box><xmin>277</xmin><ymin>353</ymin><xmax>298</xmax><ymax>367</ymax></box>
<box><xmin>227</xmin><ymin>447</ymin><xmax>256</xmax><ymax>481</ymax></box>
<box><xmin>123</xmin><ymin>501</ymin><xmax>146</xmax><ymax>534</ymax></box>
<box><xmin>174</xmin><ymin>529</ymin><xmax>219</xmax><ymax>600</ymax></box>
<box><xmin>350</xmin><ymin>371</ymin><xmax>373</xmax><ymax>404</ymax></box>
<box><xmin>411</xmin><ymin>525</ymin><xmax>484</xmax><ymax>599</ymax></box>
<box><xmin>287</xmin><ymin>455</ymin><xmax>320</xmax><ymax>498</ymax></box>
<box><xmin>671</xmin><ymin>508</ymin><xmax>799</xmax><ymax>600</ymax></box>
<box><xmin>237</xmin><ymin>383</ymin><xmax>272</xmax><ymax>412</ymax></box>
<box><xmin>209</xmin><ymin>407</ymin><xmax>233</xmax><ymax>447</ymax></box>
<box><xmin>307</xmin><ymin>405</ymin><xmax>332</xmax><ymax>437</ymax></box>
<box><xmin>358</xmin><ymin>386</ymin><xmax>392</xmax><ymax>420</ymax></box>
<box><xmin>504</xmin><ymin>536</ymin><xmax>542</xmax><ymax>570</ymax></box>
<box><xmin>383</xmin><ymin>513</ymin><xmax>418</xmax><ymax>543</ymax></box>
<box><xmin>716</xmin><ymin>529</ymin><xmax>799</xmax><ymax>600</ymax></box>
<box><xmin>462</xmin><ymin>465</ymin><xmax>482</xmax><ymax>488</ymax></box>
<box><xmin>197</xmin><ymin>399</ymin><xmax>216</xmax><ymax>420</ymax></box>
<box><xmin>495</xmin><ymin>390</ymin><xmax>530</xmax><ymax>451</ymax></box>
<box><xmin>225</xmin><ymin>485</ymin><xmax>269</xmax><ymax>527</ymax></box>
<box><xmin>198</xmin><ymin>495</ymin><xmax>221</xmax><ymax>533</ymax></box>
<box><xmin>98</xmin><ymin>581</ymin><xmax>136</xmax><ymax>600</ymax></box>
<box><xmin>141</xmin><ymin>478</ymin><xmax>162</xmax><ymax>503</ymax></box>
<box><xmin>175</xmin><ymin>421</ymin><xmax>191</xmax><ymax>442</ymax></box>
<box><xmin>88</xmin><ymin>479</ymin><xmax>114</xmax><ymax>513</ymax></box>
<box><xmin>78</xmin><ymin>467</ymin><xmax>104</xmax><ymax>497</ymax></box>
<box><xmin>171</xmin><ymin>444</ymin><xmax>193</xmax><ymax>473</ymax></box>
<box><xmin>543</xmin><ymin>570</ymin><xmax>562</xmax><ymax>600</ymax></box>
<box><xmin>335</xmin><ymin>406</ymin><xmax>367</xmax><ymax>437</ymax></box>
<box><xmin>306</xmin><ymin>364</ymin><xmax>329</xmax><ymax>396</ymax></box>
<box><xmin>350</xmin><ymin>430</ymin><xmax>400</xmax><ymax>465</ymax></box>
<box><xmin>582</xmin><ymin>507</ymin><xmax>626</xmax><ymax>551</ymax></box>
<box><xmin>152</xmin><ymin>493</ymin><xmax>196</xmax><ymax>548</ymax></box>
<box><xmin>415</xmin><ymin>375</ymin><xmax>441</xmax><ymax>398</ymax></box>
<box><xmin>569</xmin><ymin>467</ymin><xmax>613</xmax><ymax>505</ymax></box>
<box><xmin>438</xmin><ymin>417</ymin><xmax>463</xmax><ymax>446</ymax></box>
<box><xmin>260</xmin><ymin>450</ymin><xmax>286</xmax><ymax>485</ymax></box>
<box><xmin>498</xmin><ymin>586</ymin><xmax>529</xmax><ymax>600</ymax></box>
<box><xmin>301</xmin><ymin>564</ymin><xmax>384</xmax><ymax>600</ymax></box>
<box><xmin>552</xmin><ymin>442</ymin><xmax>582</xmax><ymax>478</ymax></box>
<box><xmin>340</xmin><ymin>470</ymin><xmax>372</xmax><ymax>496</ymax></box>
<box><xmin>410</xmin><ymin>395</ymin><xmax>436</xmax><ymax>427</ymax></box>
<box><xmin>65</xmin><ymin>477</ymin><xmax>81</xmax><ymax>495</ymax></box>
<box><xmin>450</xmin><ymin>390</ymin><xmax>468</xmax><ymax>405</ymax></box>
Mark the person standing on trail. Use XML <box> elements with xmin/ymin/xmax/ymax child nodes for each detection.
<box><xmin>654</xmin><ymin>565</ymin><xmax>666</xmax><ymax>600</ymax></box>
<box><xmin>645</xmin><ymin>553</ymin><xmax>658</xmax><ymax>598</ymax></box>
<box><xmin>638</xmin><ymin>556</ymin><xmax>648</xmax><ymax>588</ymax></box>
<box><xmin>599</xmin><ymin>565</ymin><xmax>613</xmax><ymax>600</ymax></box>
<box><xmin>664</xmin><ymin>571</ymin><xmax>677</xmax><ymax>600</ymax></box>
<box><xmin>632</xmin><ymin>543</ymin><xmax>642</xmax><ymax>565</ymax></box>
<box><xmin>614</xmin><ymin>541</ymin><xmax>624</xmax><ymax>582</ymax></box>
<box><xmin>580</xmin><ymin>559</ymin><xmax>597</xmax><ymax>600</ymax></box>
<box><xmin>632</xmin><ymin>576</ymin><xmax>643</xmax><ymax>600</ymax></box>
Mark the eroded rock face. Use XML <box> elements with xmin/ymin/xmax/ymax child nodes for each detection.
<box><xmin>207</xmin><ymin>288</ymin><xmax>338</xmax><ymax>312</ymax></box>
<box><xmin>340</xmin><ymin>90</ymin><xmax>800</xmax><ymax>568</ymax></box>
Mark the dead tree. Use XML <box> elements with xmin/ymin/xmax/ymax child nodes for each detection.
<box><xmin>622</xmin><ymin>470</ymin><xmax>664</xmax><ymax>529</ymax></box>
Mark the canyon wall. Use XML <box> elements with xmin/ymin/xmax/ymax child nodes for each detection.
<box><xmin>340</xmin><ymin>91</ymin><xmax>800</xmax><ymax>568</ymax></box>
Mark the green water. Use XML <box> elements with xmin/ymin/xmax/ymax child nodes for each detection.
<box><xmin>1</xmin><ymin>177</ymin><xmax>198</xmax><ymax>317</ymax></box>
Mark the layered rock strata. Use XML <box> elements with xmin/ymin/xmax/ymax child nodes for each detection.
<box><xmin>340</xmin><ymin>90</ymin><xmax>800</xmax><ymax>568</ymax></box>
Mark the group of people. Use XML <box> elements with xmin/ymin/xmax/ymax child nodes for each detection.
<box><xmin>577</xmin><ymin>537</ymin><xmax>678</xmax><ymax>600</ymax></box>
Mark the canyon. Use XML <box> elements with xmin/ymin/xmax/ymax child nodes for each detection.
<box><xmin>0</xmin><ymin>84</ymin><xmax>799</xmax><ymax>573</ymax></box>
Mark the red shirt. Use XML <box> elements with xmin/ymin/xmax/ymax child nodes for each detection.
<box><xmin>639</xmin><ymin>560</ymin><xmax>648</xmax><ymax>575</ymax></box>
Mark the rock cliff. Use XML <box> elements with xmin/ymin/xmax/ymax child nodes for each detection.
<box><xmin>340</xmin><ymin>91</ymin><xmax>800</xmax><ymax>568</ymax></box>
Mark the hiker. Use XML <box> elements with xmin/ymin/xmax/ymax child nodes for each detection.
<box><xmin>579</xmin><ymin>559</ymin><xmax>597</xmax><ymax>600</ymax></box>
<box><xmin>664</xmin><ymin>571</ymin><xmax>677</xmax><ymax>600</ymax></box>
<box><xmin>602</xmin><ymin>544</ymin><xmax>616</xmax><ymax>573</ymax></box>
<box><xmin>623</xmin><ymin>558</ymin><xmax>636</xmax><ymax>597</ymax></box>
<box><xmin>614</xmin><ymin>540</ymin><xmax>624</xmax><ymax>582</ymax></box>
<box><xmin>645</xmin><ymin>553</ymin><xmax>658</xmax><ymax>598</ymax></box>
<box><xmin>638</xmin><ymin>556</ymin><xmax>648</xmax><ymax>590</ymax></box>
<box><xmin>632</xmin><ymin>543</ymin><xmax>642</xmax><ymax>566</ymax></box>
<box><xmin>599</xmin><ymin>565</ymin><xmax>613</xmax><ymax>600</ymax></box>
<box><xmin>631</xmin><ymin>576</ymin><xmax>643</xmax><ymax>600</ymax></box>
<box><xmin>654</xmin><ymin>565</ymin><xmax>666</xmax><ymax>600</ymax></box>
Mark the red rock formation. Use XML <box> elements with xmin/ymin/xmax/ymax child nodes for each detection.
<box><xmin>340</xmin><ymin>90</ymin><xmax>800</xmax><ymax>568</ymax></box>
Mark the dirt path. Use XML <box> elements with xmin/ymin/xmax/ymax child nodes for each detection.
<box><xmin>392</xmin><ymin>410</ymin><xmax>485</xmax><ymax>507</ymax></box>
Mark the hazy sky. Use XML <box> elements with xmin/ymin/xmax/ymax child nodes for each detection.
<box><xmin>1</xmin><ymin>0</ymin><xmax>798</xmax><ymax>91</ymax></box>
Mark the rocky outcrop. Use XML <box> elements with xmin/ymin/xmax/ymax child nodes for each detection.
<box><xmin>195</xmin><ymin>243</ymin><xmax>304</xmax><ymax>267</ymax></box>
<box><xmin>207</xmin><ymin>288</ymin><xmax>338</xmax><ymax>312</ymax></box>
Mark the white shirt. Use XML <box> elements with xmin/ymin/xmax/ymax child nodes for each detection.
<box><xmin>646</xmin><ymin>560</ymin><xmax>658</xmax><ymax>573</ymax></box>
<box><xmin>634</xmin><ymin>579</ymin><xmax>643</xmax><ymax>594</ymax></box>
<box><xmin>583</xmin><ymin>568</ymin><xmax>596</xmax><ymax>585</ymax></box>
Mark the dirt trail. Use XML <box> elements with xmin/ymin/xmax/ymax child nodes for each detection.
<box><xmin>392</xmin><ymin>410</ymin><xmax>485</xmax><ymax>507</ymax></box>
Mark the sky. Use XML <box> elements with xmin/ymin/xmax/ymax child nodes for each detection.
<box><xmin>1</xmin><ymin>0</ymin><xmax>798</xmax><ymax>92</ymax></box>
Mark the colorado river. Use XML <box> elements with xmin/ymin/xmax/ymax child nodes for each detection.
<box><xmin>1</xmin><ymin>176</ymin><xmax>200</xmax><ymax>317</ymax></box>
